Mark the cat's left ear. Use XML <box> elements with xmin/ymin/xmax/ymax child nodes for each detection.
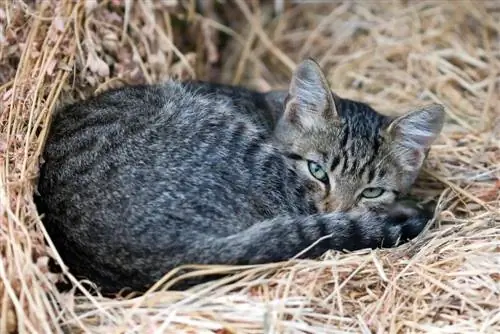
<box><xmin>386</xmin><ymin>104</ymin><xmax>445</xmax><ymax>171</ymax></box>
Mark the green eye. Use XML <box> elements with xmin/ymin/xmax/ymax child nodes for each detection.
<box><xmin>361</xmin><ymin>187</ymin><xmax>385</xmax><ymax>199</ymax></box>
<box><xmin>308</xmin><ymin>161</ymin><xmax>328</xmax><ymax>183</ymax></box>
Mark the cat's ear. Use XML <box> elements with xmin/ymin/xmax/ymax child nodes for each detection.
<box><xmin>386</xmin><ymin>104</ymin><xmax>445</xmax><ymax>171</ymax></box>
<box><xmin>284</xmin><ymin>59</ymin><xmax>339</xmax><ymax>128</ymax></box>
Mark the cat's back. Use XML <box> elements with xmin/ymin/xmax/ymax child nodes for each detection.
<box><xmin>46</xmin><ymin>81</ymin><xmax>263</xmax><ymax>157</ymax></box>
<box><xmin>43</xmin><ymin>80</ymin><xmax>270</xmax><ymax>174</ymax></box>
<box><xmin>37</xmin><ymin>80</ymin><xmax>296</xmax><ymax>234</ymax></box>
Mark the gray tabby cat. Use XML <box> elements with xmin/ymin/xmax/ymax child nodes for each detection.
<box><xmin>35</xmin><ymin>59</ymin><xmax>444</xmax><ymax>293</ymax></box>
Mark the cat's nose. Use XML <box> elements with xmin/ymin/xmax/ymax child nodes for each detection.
<box><xmin>322</xmin><ymin>197</ymin><xmax>355</xmax><ymax>212</ymax></box>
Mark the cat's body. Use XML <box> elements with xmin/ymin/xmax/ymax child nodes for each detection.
<box><xmin>35</xmin><ymin>60</ymin><xmax>444</xmax><ymax>293</ymax></box>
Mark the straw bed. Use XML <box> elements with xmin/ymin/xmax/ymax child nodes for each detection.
<box><xmin>1</xmin><ymin>0</ymin><xmax>499</xmax><ymax>333</ymax></box>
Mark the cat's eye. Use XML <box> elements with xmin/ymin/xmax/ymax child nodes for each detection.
<box><xmin>361</xmin><ymin>187</ymin><xmax>385</xmax><ymax>199</ymax></box>
<box><xmin>308</xmin><ymin>161</ymin><xmax>328</xmax><ymax>183</ymax></box>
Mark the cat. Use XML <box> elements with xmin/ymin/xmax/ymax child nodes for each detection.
<box><xmin>35</xmin><ymin>59</ymin><xmax>445</xmax><ymax>293</ymax></box>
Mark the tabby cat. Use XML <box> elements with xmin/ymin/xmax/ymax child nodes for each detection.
<box><xmin>35</xmin><ymin>59</ymin><xmax>444</xmax><ymax>293</ymax></box>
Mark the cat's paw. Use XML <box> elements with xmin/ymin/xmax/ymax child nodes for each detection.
<box><xmin>380</xmin><ymin>200</ymin><xmax>434</xmax><ymax>247</ymax></box>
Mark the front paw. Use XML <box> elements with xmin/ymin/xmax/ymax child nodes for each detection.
<box><xmin>381</xmin><ymin>200</ymin><xmax>434</xmax><ymax>247</ymax></box>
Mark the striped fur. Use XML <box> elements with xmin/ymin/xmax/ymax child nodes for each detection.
<box><xmin>35</xmin><ymin>59</ymin><xmax>444</xmax><ymax>293</ymax></box>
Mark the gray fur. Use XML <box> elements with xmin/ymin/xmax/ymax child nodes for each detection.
<box><xmin>35</xmin><ymin>59</ymin><xmax>444</xmax><ymax>293</ymax></box>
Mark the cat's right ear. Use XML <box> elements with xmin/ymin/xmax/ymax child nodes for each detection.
<box><xmin>284</xmin><ymin>59</ymin><xmax>339</xmax><ymax>129</ymax></box>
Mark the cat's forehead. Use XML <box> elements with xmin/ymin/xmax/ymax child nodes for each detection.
<box><xmin>299</xmin><ymin>122</ymin><xmax>385</xmax><ymax>162</ymax></box>
<box><xmin>337</xmin><ymin>99</ymin><xmax>389</xmax><ymax>138</ymax></box>
<box><xmin>291</xmin><ymin>98</ymin><xmax>391</xmax><ymax>163</ymax></box>
<box><xmin>329</xmin><ymin>108</ymin><xmax>393</xmax><ymax>181</ymax></box>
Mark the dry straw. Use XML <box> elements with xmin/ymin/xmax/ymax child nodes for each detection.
<box><xmin>1</xmin><ymin>0</ymin><xmax>499</xmax><ymax>333</ymax></box>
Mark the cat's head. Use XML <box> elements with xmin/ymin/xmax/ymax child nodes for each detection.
<box><xmin>274</xmin><ymin>59</ymin><xmax>445</xmax><ymax>213</ymax></box>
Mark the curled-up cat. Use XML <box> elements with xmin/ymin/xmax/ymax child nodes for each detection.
<box><xmin>35</xmin><ymin>59</ymin><xmax>444</xmax><ymax>293</ymax></box>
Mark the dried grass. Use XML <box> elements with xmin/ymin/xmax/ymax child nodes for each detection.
<box><xmin>1</xmin><ymin>0</ymin><xmax>499</xmax><ymax>333</ymax></box>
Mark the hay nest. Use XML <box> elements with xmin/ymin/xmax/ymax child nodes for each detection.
<box><xmin>1</xmin><ymin>0</ymin><xmax>499</xmax><ymax>332</ymax></box>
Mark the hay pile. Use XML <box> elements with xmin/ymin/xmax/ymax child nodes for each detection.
<box><xmin>1</xmin><ymin>0</ymin><xmax>499</xmax><ymax>332</ymax></box>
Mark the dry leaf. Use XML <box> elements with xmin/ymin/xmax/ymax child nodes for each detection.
<box><xmin>53</xmin><ymin>16</ymin><xmax>65</xmax><ymax>32</ymax></box>
<box><xmin>85</xmin><ymin>0</ymin><xmax>98</xmax><ymax>14</ymax></box>
<box><xmin>86</xmin><ymin>52</ymin><xmax>110</xmax><ymax>77</ymax></box>
<box><xmin>45</xmin><ymin>59</ymin><xmax>57</xmax><ymax>76</ymax></box>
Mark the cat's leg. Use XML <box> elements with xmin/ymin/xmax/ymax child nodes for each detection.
<box><xmin>87</xmin><ymin>200</ymin><xmax>433</xmax><ymax>293</ymax></box>
<box><xmin>201</xmin><ymin>200</ymin><xmax>433</xmax><ymax>265</ymax></box>
<box><xmin>151</xmin><ymin>200</ymin><xmax>432</xmax><ymax>290</ymax></box>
